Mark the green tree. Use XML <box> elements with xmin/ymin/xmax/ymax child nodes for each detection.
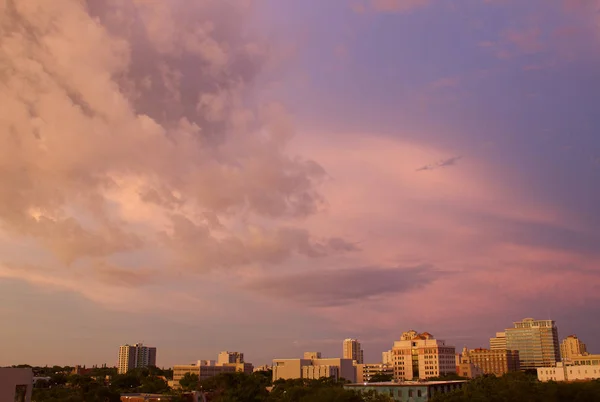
<box><xmin>179</xmin><ymin>372</ymin><xmax>200</xmax><ymax>391</ymax></box>
<box><xmin>368</xmin><ymin>372</ymin><xmax>393</xmax><ymax>383</ymax></box>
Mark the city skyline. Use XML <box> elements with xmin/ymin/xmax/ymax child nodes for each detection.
<box><xmin>2</xmin><ymin>0</ymin><xmax>600</xmax><ymax>368</ymax></box>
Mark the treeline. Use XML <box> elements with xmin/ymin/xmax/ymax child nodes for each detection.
<box><xmin>431</xmin><ymin>372</ymin><xmax>600</xmax><ymax>402</ymax></box>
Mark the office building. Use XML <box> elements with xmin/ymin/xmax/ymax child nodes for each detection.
<box><xmin>345</xmin><ymin>380</ymin><xmax>466</xmax><ymax>402</ymax></box>
<box><xmin>0</xmin><ymin>368</ymin><xmax>33</xmax><ymax>402</ymax></box>
<box><xmin>343</xmin><ymin>339</ymin><xmax>364</xmax><ymax>364</ymax></box>
<box><xmin>560</xmin><ymin>335</ymin><xmax>587</xmax><ymax>362</ymax></box>
<box><xmin>272</xmin><ymin>353</ymin><xmax>356</xmax><ymax>382</ymax></box>
<box><xmin>173</xmin><ymin>358</ymin><xmax>253</xmax><ymax>385</ymax></box>
<box><xmin>118</xmin><ymin>344</ymin><xmax>157</xmax><ymax>374</ymax></box>
<box><xmin>391</xmin><ymin>330</ymin><xmax>456</xmax><ymax>381</ymax></box>
<box><xmin>502</xmin><ymin>318</ymin><xmax>559</xmax><ymax>370</ymax></box>
<box><xmin>489</xmin><ymin>332</ymin><xmax>506</xmax><ymax>351</ymax></box>
<box><xmin>355</xmin><ymin>363</ymin><xmax>394</xmax><ymax>383</ymax></box>
<box><xmin>382</xmin><ymin>350</ymin><xmax>393</xmax><ymax>365</ymax></box>
<box><xmin>460</xmin><ymin>347</ymin><xmax>520</xmax><ymax>377</ymax></box>
<box><xmin>217</xmin><ymin>351</ymin><xmax>244</xmax><ymax>365</ymax></box>
<box><xmin>538</xmin><ymin>362</ymin><xmax>600</xmax><ymax>382</ymax></box>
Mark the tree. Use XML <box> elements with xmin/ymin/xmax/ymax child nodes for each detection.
<box><xmin>179</xmin><ymin>372</ymin><xmax>200</xmax><ymax>391</ymax></box>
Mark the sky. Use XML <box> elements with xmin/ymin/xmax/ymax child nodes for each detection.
<box><xmin>1</xmin><ymin>0</ymin><xmax>600</xmax><ymax>368</ymax></box>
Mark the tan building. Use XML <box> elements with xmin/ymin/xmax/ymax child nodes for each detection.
<box><xmin>570</xmin><ymin>354</ymin><xmax>600</xmax><ymax>366</ymax></box>
<box><xmin>118</xmin><ymin>344</ymin><xmax>157</xmax><ymax>374</ymax></box>
<box><xmin>538</xmin><ymin>362</ymin><xmax>600</xmax><ymax>382</ymax></box>
<box><xmin>490</xmin><ymin>332</ymin><xmax>506</xmax><ymax>351</ymax></box>
<box><xmin>460</xmin><ymin>347</ymin><xmax>520</xmax><ymax>377</ymax></box>
<box><xmin>355</xmin><ymin>363</ymin><xmax>394</xmax><ymax>383</ymax></box>
<box><xmin>217</xmin><ymin>351</ymin><xmax>244</xmax><ymax>365</ymax></box>
<box><xmin>0</xmin><ymin>368</ymin><xmax>33</xmax><ymax>402</ymax></box>
<box><xmin>382</xmin><ymin>350</ymin><xmax>393</xmax><ymax>365</ymax></box>
<box><xmin>173</xmin><ymin>359</ymin><xmax>253</xmax><ymax>385</ymax></box>
<box><xmin>343</xmin><ymin>339</ymin><xmax>364</xmax><ymax>364</ymax></box>
<box><xmin>560</xmin><ymin>335</ymin><xmax>588</xmax><ymax>363</ymax></box>
<box><xmin>304</xmin><ymin>352</ymin><xmax>322</xmax><ymax>359</ymax></box>
<box><xmin>272</xmin><ymin>354</ymin><xmax>356</xmax><ymax>382</ymax></box>
<box><xmin>391</xmin><ymin>330</ymin><xmax>456</xmax><ymax>381</ymax></box>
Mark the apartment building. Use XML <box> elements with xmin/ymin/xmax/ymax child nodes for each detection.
<box><xmin>118</xmin><ymin>344</ymin><xmax>157</xmax><ymax>374</ymax></box>
<box><xmin>343</xmin><ymin>339</ymin><xmax>364</xmax><ymax>364</ymax></box>
<box><xmin>391</xmin><ymin>330</ymin><xmax>456</xmax><ymax>381</ymax></box>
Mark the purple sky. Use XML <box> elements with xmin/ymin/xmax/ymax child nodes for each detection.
<box><xmin>1</xmin><ymin>0</ymin><xmax>600</xmax><ymax>368</ymax></box>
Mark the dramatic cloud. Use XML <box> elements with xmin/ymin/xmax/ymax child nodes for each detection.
<box><xmin>0</xmin><ymin>0</ymin><xmax>352</xmax><ymax>278</ymax></box>
<box><xmin>247</xmin><ymin>264</ymin><xmax>440</xmax><ymax>307</ymax></box>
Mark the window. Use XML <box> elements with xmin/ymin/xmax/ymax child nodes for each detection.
<box><xmin>14</xmin><ymin>385</ymin><xmax>27</xmax><ymax>402</ymax></box>
<box><xmin>418</xmin><ymin>390</ymin><xmax>422</xmax><ymax>397</ymax></box>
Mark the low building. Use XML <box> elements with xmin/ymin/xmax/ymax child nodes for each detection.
<box><xmin>538</xmin><ymin>362</ymin><xmax>600</xmax><ymax>382</ymax></box>
<box><xmin>456</xmin><ymin>362</ymin><xmax>483</xmax><ymax>379</ymax></box>
<box><xmin>344</xmin><ymin>380</ymin><xmax>466</xmax><ymax>402</ymax></box>
<box><xmin>272</xmin><ymin>354</ymin><xmax>356</xmax><ymax>382</ymax></box>
<box><xmin>570</xmin><ymin>354</ymin><xmax>600</xmax><ymax>366</ymax></box>
<box><xmin>355</xmin><ymin>363</ymin><xmax>394</xmax><ymax>383</ymax></box>
<box><xmin>0</xmin><ymin>368</ymin><xmax>33</xmax><ymax>402</ymax></box>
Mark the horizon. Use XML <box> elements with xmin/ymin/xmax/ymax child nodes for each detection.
<box><xmin>1</xmin><ymin>0</ymin><xmax>600</xmax><ymax>369</ymax></box>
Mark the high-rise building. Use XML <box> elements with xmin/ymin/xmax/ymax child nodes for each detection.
<box><xmin>490</xmin><ymin>332</ymin><xmax>507</xmax><ymax>350</ymax></box>
<box><xmin>560</xmin><ymin>335</ymin><xmax>587</xmax><ymax>362</ymax></box>
<box><xmin>217</xmin><ymin>351</ymin><xmax>244</xmax><ymax>365</ymax></box>
<box><xmin>343</xmin><ymin>339</ymin><xmax>364</xmax><ymax>364</ymax></box>
<box><xmin>503</xmin><ymin>318</ymin><xmax>560</xmax><ymax>370</ymax></box>
<box><xmin>391</xmin><ymin>330</ymin><xmax>456</xmax><ymax>381</ymax></box>
<box><xmin>118</xmin><ymin>343</ymin><xmax>157</xmax><ymax>374</ymax></box>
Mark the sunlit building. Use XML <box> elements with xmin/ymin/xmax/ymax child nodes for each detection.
<box><xmin>489</xmin><ymin>332</ymin><xmax>507</xmax><ymax>351</ymax></box>
<box><xmin>272</xmin><ymin>353</ymin><xmax>356</xmax><ymax>382</ymax></box>
<box><xmin>560</xmin><ymin>335</ymin><xmax>587</xmax><ymax>363</ymax></box>
<box><xmin>118</xmin><ymin>344</ymin><xmax>157</xmax><ymax>374</ymax></box>
<box><xmin>391</xmin><ymin>330</ymin><xmax>456</xmax><ymax>381</ymax></box>
<box><xmin>460</xmin><ymin>347</ymin><xmax>520</xmax><ymax>377</ymax></box>
<box><xmin>503</xmin><ymin>318</ymin><xmax>560</xmax><ymax>370</ymax></box>
<box><xmin>343</xmin><ymin>339</ymin><xmax>364</xmax><ymax>364</ymax></box>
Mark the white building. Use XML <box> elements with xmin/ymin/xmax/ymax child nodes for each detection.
<box><xmin>391</xmin><ymin>330</ymin><xmax>456</xmax><ymax>381</ymax></box>
<box><xmin>118</xmin><ymin>343</ymin><xmax>157</xmax><ymax>374</ymax></box>
<box><xmin>538</xmin><ymin>362</ymin><xmax>600</xmax><ymax>382</ymax></box>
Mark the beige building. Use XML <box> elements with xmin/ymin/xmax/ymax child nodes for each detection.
<box><xmin>355</xmin><ymin>363</ymin><xmax>394</xmax><ymax>383</ymax></box>
<box><xmin>217</xmin><ymin>351</ymin><xmax>244</xmax><ymax>365</ymax></box>
<box><xmin>503</xmin><ymin>318</ymin><xmax>560</xmax><ymax>370</ymax></box>
<box><xmin>391</xmin><ymin>330</ymin><xmax>456</xmax><ymax>381</ymax></box>
<box><xmin>570</xmin><ymin>354</ymin><xmax>600</xmax><ymax>366</ymax></box>
<box><xmin>272</xmin><ymin>354</ymin><xmax>356</xmax><ymax>382</ymax></box>
<box><xmin>538</xmin><ymin>362</ymin><xmax>600</xmax><ymax>382</ymax></box>
<box><xmin>0</xmin><ymin>368</ymin><xmax>33</xmax><ymax>402</ymax></box>
<box><xmin>173</xmin><ymin>357</ymin><xmax>253</xmax><ymax>386</ymax></box>
<box><xmin>460</xmin><ymin>347</ymin><xmax>520</xmax><ymax>377</ymax></box>
<box><xmin>382</xmin><ymin>350</ymin><xmax>393</xmax><ymax>365</ymax></box>
<box><xmin>490</xmin><ymin>332</ymin><xmax>507</xmax><ymax>351</ymax></box>
<box><xmin>560</xmin><ymin>335</ymin><xmax>588</xmax><ymax>363</ymax></box>
<box><xmin>343</xmin><ymin>339</ymin><xmax>364</xmax><ymax>364</ymax></box>
<box><xmin>304</xmin><ymin>352</ymin><xmax>322</xmax><ymax>359</ymax></box>
<box><xmin>118</xmin><ymin>343</ymin><xmax>157</xmax><ymax>374</ymax></box>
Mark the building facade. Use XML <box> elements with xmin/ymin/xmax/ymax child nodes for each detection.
<box><xmin>0</xmin><ymin>368</ymin><xmax>33</xmax><ymax>402</ymax></box>
<box><xmin>355</xmin><ymin>363</ymin><xmax>394</xmax><ymax>383</ymax></box>
<box><xmin>118</xmin><ymin>344</ymin><xmax>157</xmax><ymax>374</ymax></box>
<box><xmin>504</xmin><ymin>318</ymin><xmax>560</xmax><ymax>370</ymax></box>
<box><xmin>490</xmin><ymin>332</ymin><xmax>507</xmax><ymax>351</ymax></box>
<box><xmin>382</xmin><ymin>350</ymin><xmax>393</xmax><ymax>365</ymax></box>
<box><xmin>173</xmin><ymin>359</ymin><xmax>253</xmax><ymax>385</ymax></box>
<box><xmin>461</xmin><ymin>348</ymin><xmax>520</xmax><ymax>377</ymax></box>
<box><xmin>560</xmin><ymin>335</ymin><xmax>587</xmax><ymax>363</ymax></box>
<box><xmin>391</xmin><ymin>330</ymin><xmax>456</xmax><ymax>381</ymax></box>
<box><xmin>537</xmin><ymin>362</ymin><xmax>600</xmax><ymax>382</ymax></box>
<box><xmin>343</xmin><ymin>339</ymin><xmax>364</xmax><ymax>364</ymax></box>
<box><xmin>217</xmin><ymin>351</ymin><xmax>244</xmax><ymax>365</ymax></box>
<box><xmin>272</xmin><ymin>355</ymin><xmax>356</xmax><ymax>382</ymax></box>
<box><xmin>344</xmin><ymin>380</ymin><xmax>466</xmax><ymax>402</ymax></box>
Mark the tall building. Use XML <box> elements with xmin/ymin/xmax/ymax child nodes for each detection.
<box><xmin>504</xmin><ymin>318</ymin><xmax>560</xmax><ymax>370</ymax></box>
<box><xmin>490</xmin><ymin>332</ymin><xmax>507</xmax><ymax>350</ymax></box>
<box><xmin>217</xmin><ymin>351</ymin><xmax>244</xmax><ymax>365</ymax></box>
<box><xmin>118</xmin><ymin>343</ymin><xmax>157</xmax><ymax>374</ymax></box>
<box><xmin>272</xmin><ymin>353</ymin><xmax>356</xmax><ymax>382</ymax></box>
<box><xmin>391</xmin><ymin>330</ymin><xmax>456</xmax><ymax>381</ymax></box>
<box><xmin>560</xmin><ymin>335</ymin><xmax>587</xmax><ymax>362</ymax></box>
<box><xmin>460</xmin><ymin>347</ymin><xmax>520</xmax><ymax>377</ymax></box>
<box><xmin>343</xmin><ymin>339</ymin><xmax>364</xmax><ymax>364</ymax></box>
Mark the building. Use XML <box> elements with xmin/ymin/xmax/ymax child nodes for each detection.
<box><xmin>391</xmin><ymin>330</ymin><xmax>456</xmax><ymax>381</ymax></box>
<box><xmin>217</xmin><ymin>351</ymin><xmax>243</xmax><ymax>365</ymax></box>
<box><xmin>560</xmin><ymin>335</ymin><xmax>587</xmax><ymax>363</ymax></box>
<box><xmin>570</xmin><ymin>354</ymin><xmax>600</xmax><ymax>366</ymax></box>
<box><xmin>537</xmin><ymin>362</ymin><xmax>600</xmax><ymax>382</ymax></box>
<box><xmin>120</xmin><ymin>394</ymin><xmax>174</xmax><ymax>401</ymax></box>
<box><xmin>343</xmin><ymin>339</ymin><xmax>364</xmax><ymax>364</ymax></box>
<box><xmin>490</xmin><ymin>332</ymin><xmax>506</xmax><ymax>350</ymax></box>
<box><xmin>344</xmin><ymin>380</ymin><xmax>466</xmax><ymax>402</ymax></box>
<box><xmin>118</xmin><ymin>344</ymin><xmax>157</xmax><ymax>374</ymax></box>
<box><xmin>304</xmin><ymin>352</ymin><xmax>322</xmax><ymax>359</ymax></box>
<box><xmin>253</xmin><ymin>365</ymin><xmax>272</xmax><ymax>372</ymax></box>
<box><xmin>355</xmin><ymin>363</ymin><xmax>394</xmax><ymax>383</ymax></box>
<box><xmin>0</xmin><ymin>368</ymin><xmax>33</xmax><ymax>402</ymax></box>
<box><xmin>504</xmin><ymin>318</ymin><xmax>560</xmax><ymax>370</ymax></box>
<box><xmin>382</xmin><ymin>350</ymin><xmax>393</xmax><ymax>365</ymax></box>
<box><xmin>460</xmin><ymin>347</ymin><xmax>520</xmax><ymax>377</ymax></box>
<box><xmin>173</xmin><ymin>358</ymin><xmax>253</xmax><ymax>386</ymax></box>
<box><xmin>272</xmin><ymin>354</ymin><xmax>356</xmax><ymax>382</ymax></box>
